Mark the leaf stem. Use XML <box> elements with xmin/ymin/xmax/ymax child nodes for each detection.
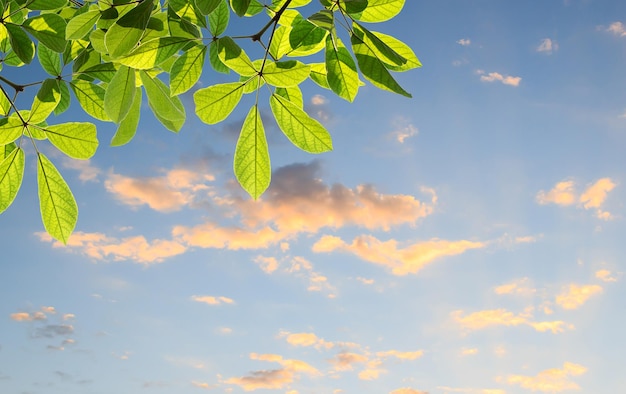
<box><xmin>0</xmin><ymin>75</ymin><xmax>25</xmax><ymax>93</ymax></box>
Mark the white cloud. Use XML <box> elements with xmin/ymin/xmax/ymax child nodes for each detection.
<box><xmin>537</xmin><ymin>38</ymin><xmax>558</xmax><ymax>54</ymax></box>
<box><xmin>606</xmin><ymin>21</ymin><xmax>626</xmax><ymax>37</ymax></box>
<box><xmin>457</xmin><ymin>38</ymin><xmax>471</xmax><ymax>46</ymax></box>
<box><xmin>476</xmin><ymin>70</ymin><xmax>522</xmax><ymax>86</ymax></box>
<box><xmin>389</xmin><ymin>116</ymin><xmax>418</xmax><ymax>144</ymax></box>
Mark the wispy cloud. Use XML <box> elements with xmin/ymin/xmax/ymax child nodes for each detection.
<box><xmin>606</xmin><ymin>21</ymin><xmax>626</xmax><ymax>37</ymax></box>
<box><xmin>537</xmin><ymin>38</ymin><xmax>558</xmax><ymax>54</ymax></box>
<box><xmin>225</xmin><ymin>353</ymin><xmax>319</xmax><ymax>391</ymax></box>
<box><xmin>452</xmin><ymin>309</ymin><xmax>573</xmax><ymax>333</ymax></box>
<box><xmin>476</xmin><ymin>70</ymin><xmax>522</xmax><ymax>86</ymax></box>
<box><xmin>36</xmin><ymin>231</ymin><xmax>187</xmax><ymax>264</ymax></box>
<box><xmin>555</xmin><ymin>284</ymin><xmax>602</xmax><ymax>309</ymax></box>
<box><xmin>536</xmin><ymin>178</ymin><xmax>617</xmax><ymax>219</ymax></box>
<box><xmin>61</xmin><ymin>158</ymin><xmax>101</xmax><ymax>182</ymax></box>
<box><xmin>457</xmin><ymin>38</ymin><xmax>471</xmax><ymax>46</ymax></box>
<box><xmin>389</xmin><ymin>116</ymin><xmax>418</xmax><ymax>144</ymax></box>
<box><xmin>105</xmin><ymin>168</ymin><xmax>214</xmax><ymax>212</ymax></box>
<box><xmin>494</xmin><ymin>277</ymin><xmax>536</xmax><ymax>296</ymax></box>
<box><xmin>313</xmin><ymin>234</ymin><xmax>486</xmax><ymax>276</ymax></box>
<box><xmin>595</xmin><ymin>269</ymin><xmax>618</xmax><ymax>282</ymax></box>
<box><xmin>190</xmin><ymin>295</ymin><xmax>235</xmax><ymax>306</ymax></box>
<box><xmin>499</xmin><ymin>362</ymin><xmax>587</xmax><ymax>392</ymax></box>
<box><xmin>437</xmin><ymin>387</ymin><xmax>506</xmax><ymax>394</ymax></box>
<box><xmin>191</xmin><ymin>381</ymin><xmax>213</xmax><ymax>390</ymax></box>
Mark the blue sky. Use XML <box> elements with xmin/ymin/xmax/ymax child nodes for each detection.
<box><xmin>2</xmin><ymin>1</ymin><xmax>626</xmax><ymax>393</ymax></box>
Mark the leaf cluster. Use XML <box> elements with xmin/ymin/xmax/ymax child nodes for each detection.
<box><xmin>0</xmin><ymin>0</ymin><xmax>420</xmax><ymax>243</ymax></box>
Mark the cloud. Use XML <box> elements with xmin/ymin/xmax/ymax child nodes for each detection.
<box><xmin>389</xmin><ymin>116</ymin><xmax>418</xmax><ymax>144</ymax></box>
<box><xmin>494</xmin><ymin>277</ymin><xmax>536</xmax><ymax>296</ymax></box>
<box><xmin>357</xmin><ymin>277</ymin><xmax>375</xmax><ymax>285</ymax></box>
<box><xmin>460</xmin><ymin>347</ymin><xmax>478</xmax><ymax>356</ymax></box>
<box><xmin>536</xmin><ymin>181</ymin><xmax>576</xmax><ymax>206</ymax></box>
<box><xmin>254</xmin><ymin>256</ymin><xmax>279</xmax><ymax>274</ymax></box>
<box><xmin>104</xmin><ymin>168</ymin><xmax>214</xmax><ymax>212</ymax></box>
<box><xmin>555</xmin><ymin>284</ymin><xmax>602</xmax><ymax>310</ymax></box>
<box><xmin>457</xmin><ymin>38</ymin><xmax>471</xmax><ymax>46</ymax></box>
<box><xmin>358</xmin><ymin>359</ymin><xmax>385</xmax><ymax>380</ymax></box>
<box><xmin>595</xmin><ymin>269</ymin><xmax>618</xmax><ymax>282</ymax></box>
<box><xmin>191</xmin><ymin>296</ymin><xmax>235</xmax><ymax>306</ymax></box>
<box><xmin>537</xmin><ymin>38</ymin><xmax>558</xmax><ymax>54</ymax></box>
<box><xmin>309</xmin><ymin>94</ymin><xmax>332</xmax><ymax>122</ymax></box>
<box><xmin>606</xmin><ymin>21</ymin><xmax>626</xmax><ymax>37</ymax></box>
<box><xmin>61</xmin><ymin>158</ymin><xmax>101</xmax><ymax>182</ymax></box>
<box><xmin>191</xmin><ymin>381</ymin><xmax>213</xmax><ymax>390</ymax></box>
<box><xmin>225</xmin><ymin>353</ymin><xmax>319</xmax><ymax>391</ymax></box>
<box><xmin>36</xmin><ymin>231</ymin><xmax>187</xmax><ymax>264</ymax></box>
<box><xmin>282</xmin><ymin>332</ymin><xmax>334</xmax><ymax>350</ymax></box>
<box><xmin>376</xmin><ymin>350</ymin><xmax>423</xmax><ymax>360</ymax></box>
<box><xmin>10</xmin><ymin>311</ymin><xmax>47</xmax><ymax>322</ymax></box>
<box><xmin>499</xmin><ymin>362</ymin><xmax>586</xmax><ymax>392</ymax></box>
<box><xmin>311</xmin><ymin>94</ymin><xmax>328</xmax><ymax>106</ymax></box>
<box><xmin>313</xmin><ymin>234</ymin><xmax>486</xmax><ymax>276</ymax></box>
<box><xmin>329</xmin><ymin>351</ymin><xmax>369</xmax><ymax>371</ymax></box>
<box><xmin>536</xmin><ymin>178</ymin><xmax>616</xmax><ymax>219</ymax></box>
<box><xmin>452</xmin><ymin>309</ymin><xmax>573</xmax><ymax>333</ymax></box>
<box><xmin>437</xmin><ymin>388</ymin><xmax>505</xmax><ymax>394</ymax></box>
<box><xmin>476</xmin><ymin>70</ymin><xmax>521</xmax><ymax>86</ymax></box>
<box><xmin>35</xmin><ymin>324</ymin><xmax>74</xmax><ymax>338</ymax></box>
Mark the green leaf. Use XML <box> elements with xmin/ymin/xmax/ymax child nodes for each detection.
<box><xmin>22</xmin><ymin>13</ymin><xmax>67</xmax><ymax>53</ymax></box>
<box><xmin>339</xmin><ymin>0</ymin><xmax>368</xmax><ymax>14</ymax></box>
<box><xmin>275</xmin><ymin>86</ymin><xmax>303</xmax><ymax>108</ymax></box>
<box><xmin>26</xmin><ymin>0</ymin><xmax>67</xmax><ymax>10</ymax></box>
<box><xmin>263</xmin><ymin>60</ymin><xmax>310</xmax><ymax>87</ymax></box>
<box><xmin>0</xmin><ymin>89</ymin><xmax>12</xmax><ymax>116</ymax></box>
<box><xmin>208</xmin><ymin>0</ymin><xmax>229</xmax><ymax>36</ymax></box>
<box><xmin>117</xmin><ymin>37</ymin><xmax>191</xmax><ymax>70</ymax></box>
<box><xmin>65</xmin><ymin>9</ymin><xmax>101</xmax><ymax>40</ymax></box>
<box><xmin>353</xmin><ymin>22</ymin><xmax>406</xmax><ymax>67</ymax></box>
<box><xmin>325</xmin><ymin>35</ymin><xmax>359</xmax><ymax>102</ymax></box>
<box><xmin>308</xmin><ymin>9</ymin><xmax>334</xmax><ymax>30</ymax></box>
<box><xmin>37</xmin><ymin>43</ymin><xmax>62</xmax><ymax>76</ymax></box>
<box><xmin>373</xmin><ymin>31</ymin><xmax>421</xmax><ymax>71</ymax></box>
<box><xmin>288</xmin><ymin>19</ymin><xmax>327</xmax><ymax>56</ymax></box>
<box><xmin>350</xmin><ymin>0</ymin><xmax>405</xmax><ymax>22</ymax></box>
<box><xmin>169</xmin><ymin>0</ymin><xmax>207</xmax><ymax>28</ymax></box>
<box><xmin>230</xmin><ymin>0</ymin><xmax>251</xmax><ymax>16</ymax></box>
<box><xmin>105</xmin><ymin>0</ymin><xmax>153</xmax><ymax>58</ymax></box>
<box><xmin>0</xmin><ymin>147</ymin><xmax>24</xmax><ymax>214</ymax></box>
<box><xmin>194</xmin><ymin>82</ymin><xmax>244</xmax><ymax>124</ymax></box>
<box><xmin>37</xmin><ymin>152</ymin><xmax>78</xmax><ymax>244</ymax></box>
<box><xmin>167</xmin><ymin>8</ymin><xmax>201</xmax><ymax>40</ymax></box>
<box><xmin>44</xmin><ymin>122</ymin><xmax>99</xmax><ymax>159</ymax></box>
<box><xmin>269</xmin><ymin>25</ymin><xmax>291</xmax><ymax>60</ymax></box>
<box><xmin>111</xmin><ymin>87</ymin><xmax>141</xmax><ymax>146</ymax></box>
<box><xmin>216</xmin><ymin>36</ymin><xmax>257</xmax><ymax>75</ymax></box>
<box><xmin>29</xmin><ymin>79</ymin><xmax>61</xmax><ymax>124</ymax></box>
<box><xmin>140</xmin><ymin>71</ymin><xmax>186</xmax><ymax>132</ymax></box>
<box><xmin>0</xmin><ymin>115</ymin><xmax>24</xmax><ymax>145</ymax></box>
<box><xmin>209</xmin><ymin>40</ymin><xmax>229</xmax><ymax>73</ymax></box>
<box><xmin>196</xmin><ymin>0</ymin><xmax>222</xmax><ymax>15</ymax></box>
<box><xmin>54</xmin><ymin>81</ymin><xmax>71</xmax><ymax>116</ymax></box>
<box><xmin>72</xmin><ymin>46</ymin><xmax>100</xmax><ymax>74</ymax></box>
<box><xmin>351</xmin><ymin>28</ymin><xmax>411</xmax><ymax>97</ymax></box>
<box><xmin>234</xmin><ymin>105</ymin><xmax>270</xmax><ymax>199</ymax></box>
<box><xmin>142</xmin><ymin>13</ymin><xmax>169</xmax><ymax>42</ymax></box>
<box><xmin>270</xmin><ymin>93</ymin><xmax>333</xmax><ymax>153</ymax></box>
<box><xmin>81</xmin><ymin>62</ymin><xmax>118</xmax><ymax>83</ymax></box>
<box><xmin>1</xmin><ymin>143</ymin><xmax>17</xmax><ymax>160</ymax></box>
<box><xmin>170</xmin><ymin>44</ymin><xmax>206</xmax><ymax>96</ymax></box>
<box><xmin>309</xmin><ymin>62</ymin><xmax>330</xmax><ymax>89</ymax></box>
<box><xmin>5</xmin><ymin>23</ymin><xmax>35</xmax><ymax>64</ymax></box>
<box><xmin>104</xmin><ymin>65</ymin><xmax>136</xmax><ymax>123</ymax></box>
<box><xmin>89</xmin><ymin>28</ymin><xmax>107</xmax><ymax>54</ymax></box>
<box><xmin>70</xmin><ymin>80</ymin><xmax>110</xmax><ymax>121</ymax></box>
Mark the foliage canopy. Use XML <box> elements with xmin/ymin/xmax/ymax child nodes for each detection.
<box><xmin>0</xmin><ymin>0</ymin><xmax>420</xmax><ymax>243</ymax></box>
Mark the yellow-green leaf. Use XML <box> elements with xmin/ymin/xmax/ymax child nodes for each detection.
<box><xmin>70</xmin><ymin>80</ymin><xmax>110</xmax><ymax>121</ymax></box>
<box><xmin>111</xmin><ymin>87</ymin><xmax>142</xmax><ymax>146</ymax></box>
<box><xmin>216</xmin><ymin>36</ymin><xmax>257</xmax><ymax>75</ymax></box>
<box><xmin>22</xmin><ymin>13</ymin><xmax>67</xmax><ymax>53</ymax></box>
<box><xmin>105</xmin><ymin>0</ymin><xmax>153</xmax><ymax>58</ymax></box>
<box><xmin>270</xmin><ymin>93</ymin><xmax>332</xmax><ymax>153</ymax></box>
<box><xmin>193</xmin><ymin>82</ymin><xmax>245</xmax><ymax>124</ymax></box>
<box><xmin>37</xmin><ymin>153</ymin><xmax>78</xmax><ymax>244</ymax></box>
<box><xmin>29</xmin><ymin>79</ymin><xmax>61</xmax><ymax>124</ymax></box>
<box><xmin>263</xmin><ymin>60</ymin><xmax>310</xmax><ymax>87</ymax></box>
<box><xmin>0</xmin><ymin>116</ymin><xmax>24</xmax><ymax>145</ymax></box>
<box><xmin>170</xmin><ymin>44</ymin><xmax>207</xmax><ymax>96</ymax></box>
<box><xmin>65</xmin><ymin>9</ymin><xmax>101</xmax><ymax>40</ymax></box>
<box><xmin>44</xmin><ymin>122</ymin><xmax>99</xmax><ymax>159</ymax></box>
<box><xmin>325</xmin><ymin>35</ymin><xmax>359</xmax><ymax>102</ymax></box>
<box><xmin>350</xmin><ymin>0</ymin><xmax>405</xmax><ymax>23</ymax></box>
<box><xmin>234</xmin><ymin>105</ymin><xmax>270</xmax><ymax>199</ymax></box>
<box><xmin>140</xmin><ymin>71</ymin><xmax>186</xmax><ymax>132</ymax></box>
<box><xmin>0</xmin><ymin>147</ymin><xmax>24</xmax><ymax>214</ymax></box>
<box><xmin>116</xmin><ymin>37</ymin><xmax>191</xmax><ymax>70</ymax></box>
<box><xmin>104</xmin><ymin>65</ymin><xmax>136</xmax><ymax>123</ymax></box>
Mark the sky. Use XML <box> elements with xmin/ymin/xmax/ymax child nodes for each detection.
<box><xmin>2</xmin><ymin>1</ymin><xmax>626</xmax><ymax>393</ymax></box>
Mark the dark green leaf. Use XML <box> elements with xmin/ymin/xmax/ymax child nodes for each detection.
<box><xmin>5</xmin><ymin>23</ymin><xmax>35</xmax><ymax>64</ymax></box>
<box><xmin>37</xmin><ymin>43</ymin><xmax>62</xmax><ymax>76</ymax></box>
<box><xmin>230</xmin><ymin>0</ymin><xmax>251</xmax><ymax>17</ymax></box>
<box><xmin>22</xmin><ymin>13</ymin><xmax>67</xmax><ymax>53</ymax></box>
<box><xmin>208</xmin><ymin>0</ymin><xmax>229</xmax><ymax>36</ymax></box>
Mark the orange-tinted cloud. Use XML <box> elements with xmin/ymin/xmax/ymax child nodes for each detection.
<box><xmin>105</xmin><ymin>168</ymin><xmax>214</xmax><ymax>212</ymax></box>
<box><xmin>191</xmin><ymin>295</ymin><xmax>235</xmax><ymax>306</ymax></box>
<box><xmin>390</xmin><ymin>389</ymin><xmax>428</xmax><ymax>394</ymax></box>
<box><xmin>376</xmin><ymin>350</ymin><xmax>424</xmax><ymax>360</ymax></box>
<box><xmin>494</xmin><ymin>277</ymin><xmax>536</xmax><ymax>296</ymax></box>
<box><xmin>476</xmin><ymin>70</ymin><xmax>521</xmax><ymax>86</ymax></box>
<box><xmin>500</xmin><ymin>362</ymin><xmax>586</xmax><ymax>392</ymax></box>
<box><xmin>536</xmin><ymin>178</ymin><xmax>616</xmax><ymax>219</ymax></box>
<box><xmin>329</xmin><ymin>351</ymin><xmax>369</xmax><ymax>371</ymax></box>
<box><xmin>555</xmin><ymin>284</ymin><xmax>602</xmax><ymax>310</ymax></box>
<box><xmin>36</xmin><ymin>231</ymin><xmax>187</xmax><ymax>264</ymax></box>
<box><xmin>452</xmin><ymin>309</ymin><xmax>573</xmax><ymax>333</ymax></box>
<box><xmin>191</xmin><ymin>381</ymin><xmax>213</xmax><ymax>390</ymax></box>
<box><xmin>225</xmin><ymin>353</ymin><xmax>319</xmax><ymax>391</ymax></box>
<box><xmin>595</xmin><ymin>269</ymin><xmax>618</xmax><ymax>282</ymax></box>
<box><xmin>313</xmin><ymin>234</ymin><xmax>486</xmax><ymax>276</ymax></box>
<box><xmin>437</xmin><ymin>388</ymin><xmax>505</xmax><ymax>394</ymax></box>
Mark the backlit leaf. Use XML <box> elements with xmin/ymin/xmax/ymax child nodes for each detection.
<box><xmin>325</xmin><ymin>35</ymin><xmax>359</xmax><ymax>102</ymax></box>
<box><xmin>170</xmin><ymin>44</ymin><xmax>206</xmax><ymax>96</ymax></box>
<box><xmin>65</xmin><ymin>9</ymin><xmax>101</xmax><ymax>40</ymax></box>
<box><xmin>117</xmin><ymin>37</ymin><xmax>191</xmax><ymax>70</ymax></box>
<box><xmin>140</xmin><ymin>71</ymin><xmax>186</xmax><ymax>132</ymax></box>
<box><xmin>234</xmin><ymin>105</ymin><xmax>270</xmax><ymax>199</ymax></box>
<box><xmin>104</xmin><ymin>65</ymin><xmax>136</xmax><ymax>123</ymax></box>
<box><xmin>350</xmin><ymin>0</ymin><xmax>405</xmax><ymax>22</ymax></box>
<box><xmin>22</xmin><ymin>13</ymin><xmax>67</xmax><ymax>53</ymax></box>
<box><xmin>194</xmin><ymin>82</ymin><xmax>244</xmax><ymax>124</ymax></box>
<box><xmin>270</xmin><ymin>93</ymin><xmax>332</xmax><ymax>153</ymax></box>
<box><xmin>5</xmin><ymin>23</ymin><xmax>35</xmax><ymax>64</ymax></box>
<box><xmin>29</xmin><ymin>79</ymin><xmax>61</xmax><ymax>124</ymax></box>
<box><xmin>0</xmin><ymin>116</ymin><xmax>24</xmax><ymax>145</ymax></box>
<box><xmin>37</xmin><ymin>152</ymin><xmax>78</xmax><ymax>244</ymax></box>
<box><xmin>216</xmin><ymin>37</ymin><xmax>257</xmax><ymax>75</ymax></box>
<box><xmin>37</xmin><ymin>43</ymin><xmax>62</xmax><ymax>76</ymax></box>
<box><xmin>105</xmin><ymin>0</ymin><xmax>153</xmax><ymax>58</ymax></box>
<box><xmin>111</xmin><ymin>87</ymin><xmax>142</xmax><ymax>146</ymax></box>
<box><xmin>0</xmin><ymin>147</ymin><xmax>24</xmax><ymax>214</ymax></box>
<box><xmin>70</xmin><ymin>80</ymin><xmax>110</xmax><ymax>121</ymax></box>
<box><xmin>43</xmin><ymin>122</ymin><xmax>99</xmax><ymax>159</ymax></box>
<box><xmin>263</xmin><ymin>60</ymin><xmax>310</xmax><ymax>87</ymax></box>
<box><xmin>208</xmin><ymin>0</ymin><xmax>229</xmax><ymax>36</ymax></box>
